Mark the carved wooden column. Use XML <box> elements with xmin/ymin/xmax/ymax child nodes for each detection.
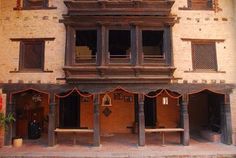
<box><xmin>48</xmin><ymin>94</ymin><xmax>56</xmax><ymax>147</ymax></box>
<box><xmin>131</xmin><ymin>25</ymin><xmax>139</xmax><ymax>66</ymax></box>
<box><xmin>221</xmin><ymin>94</ymin><xmax>232</xmax><ymax>145</ymax></box>
<box><xmin>138</xmin><ymin>94</ymin><xmax>145</xmax><ymax>146</ymax></box>
<box><xmin>98</xmin><ymin>25</ymin><xmax>107</xmax><ymax>66</ymax></box>
<box><xmin>163</xmin><ymin>27</ymin><xmax>173</xmax><ymax>66</ymax></box>
<box><xmin>65</xmin><ymin>25</ymin><xmax>75</xmax><ymax>66</ymax></box>
<box><xmin>93</xmin><ymin>94</ymin><xmax>100</xmax><ymax>146</ymax></box>
<box><xmin>180</xmin><ymin>95</ymin><xmax>190</xmax><ymax>146</ymax></box>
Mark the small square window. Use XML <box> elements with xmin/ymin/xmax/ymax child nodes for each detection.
<box><xmin>188</xmin><ymin>0</ymin><xmax>214</xmax><ymax>10</ymax></box>
<box><xmin>20</xmin><ymin>40</ymin><xmax>45</xmax><ymax>71</ymax></box>
<box><xmin>192</xmin><ymin>42</ymin><xmax>217</xmax><ymax>71</ymax></box>
<box><xmin>23</xmin><ymin>0</ymin><xmax>48</xmax><ymax>9</ymax></box>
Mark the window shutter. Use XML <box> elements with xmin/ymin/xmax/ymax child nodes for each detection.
<box><xmin>21</xmin><ymin>41</ymin><xmax>44</xmax><ymax>70</ymax></box>
<box><xmin>24</xmin><ymin>0</ymin><xmax>48</xmax><ymax>9</ymax></box>
<box><xmin>192</xmin><ymin>43</ymin><xmax>217</xmax><ymax>70</ymax></box>
<box><xmin>189</xmin><ymin>0</ymin><xmax>213</xmax><ymax>9</ymax></box>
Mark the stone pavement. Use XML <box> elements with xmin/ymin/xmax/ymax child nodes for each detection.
<box><xmin>0</xmin><ymin>133</ymin><xmax>236</xmax><ymax>158</ymax></box>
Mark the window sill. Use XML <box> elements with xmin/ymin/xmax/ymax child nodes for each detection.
<box><xmin>13</xmin><ymin>6</ymin><xmax>57</xmax><ymax>11</ymax></box>
<box><xmin>10</xmin><ymin>70</ymin><xmax>53</xmax><ymax>73</ymax></box>
<box><xmin>184</xmin><ymin>70</ymin><xmax>225</xmax><ymax>73</ymax></box>
<box><xmin>179</xmin><ymin>7</ymin><xmax>214</xmax><ymax>11</ymax></box>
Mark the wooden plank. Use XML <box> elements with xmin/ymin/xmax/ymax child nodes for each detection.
<box><xmin>54</xmin><ymin>128</ymin><xmax>94</xmax><ymax>133</ymax></box>
<box><xmin>145</xmin><ymin>128</ymin><xmax>184</xmax><ymax>132</ymax></box>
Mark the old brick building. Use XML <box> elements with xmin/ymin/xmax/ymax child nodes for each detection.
<box><xmin>0</xmin><ymin>0</ymin><xmax>235</xmax><ymax>147</ymax></box>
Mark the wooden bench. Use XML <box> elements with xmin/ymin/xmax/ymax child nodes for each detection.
<box><xmin>145</xmin><ymin>128</ymin><xmax>184</xmax><ymax>146</ymax></box>
<box><xmin>54</xmin><ymin>128</ymin><xmax>94</xmax><ymax>145</ymax></box>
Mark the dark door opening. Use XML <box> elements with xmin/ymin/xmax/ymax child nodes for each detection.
<box><xmin>59</xmin><ymin>92</ymin><xmax>80</xmax><ymax>128</ymax></box>
<box><xmin>188</xmin><ymin>90</ymin><xmax>224</xmax><ymax>142</ymax></box>
<box><xmin>144</xmin><ymin>93</ymin><xmax>157</xmax><ymax>127</ymax></box>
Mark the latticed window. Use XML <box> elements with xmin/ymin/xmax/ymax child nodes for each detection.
<box><xmin>23</xmin><ymin>0</ymin><xmax>48</xmax><ymax>9</ymax></box>
<box><xmin>192</xmin><ymin>42</ymin><xmax>217</xmax><ymax>71</ymax></box>
<box><xmin>20</xmin><ymin>40</ymin><xmax>45</xmax><ymax>71</ymax></box>
<box><xmin>188</xmin><ymin>0</ymin><xmax>214</xmax><ymax>10</ymax></box>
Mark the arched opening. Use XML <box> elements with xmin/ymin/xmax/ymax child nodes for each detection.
<box><xmin>12</xmin><ymin>89</ymin><xmax>49</xmax><ymax>143</ymax></box>
<box><xmin>188</xmin><ymin>90</ymin><xmax>224</xmax><ymax>143</ymax></box>
<box><xmin>100</xmin><ymin>88</ymin><xmax>136</xmax><ymax>145</ymax></box>
<box><xmin>55</xmin><ymin>89</ymin><xmax>94</xmax><ymax>145</ymax></box>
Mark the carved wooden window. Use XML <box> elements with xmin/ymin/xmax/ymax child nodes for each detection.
<box><xmin>23</xmin><ymin>0</ymin><xmax>48</xmax><ymax>9</ymax></box>
<box><xmin>142</xmin><ymin>30</ymin><xmax>164</xmax><ymax>63</ymax></box>
<box><xmin>75</xmin><ymin>30</ymin><xmax>97</xmax><ymax>64</ymax></box>
<box><xmin>192</xmin><ymin>42</ymin><xmax>217</xmax><ymax>71</ymax></box>
<box><xmin>108</xmin><ymin>30</ymin><xmax>131</xmax><ymax>63</ymax></box>
<box><xmin>20</xmin><ymin>40</ymin><xmax>44</xmax><ymax>71</ymax></box>
<box><xmin>188</xmin><ymin>0</ymin><xmax>214</xmax><ymax>10</ymax></box>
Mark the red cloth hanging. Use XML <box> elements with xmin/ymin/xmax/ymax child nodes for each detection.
<box><xmin>0</xmin><ymin>95</ymin><xmax>2</xmax><ymax>111</ymax></box>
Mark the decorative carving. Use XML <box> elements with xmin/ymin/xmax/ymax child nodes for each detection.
<box><xmin>103</xmin><ymin>107</ymin><xmax>112</xmax><ymax>117</ymax></box>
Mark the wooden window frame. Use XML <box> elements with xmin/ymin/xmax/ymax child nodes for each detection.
<box><xmin>70</xmin><ymin>27</ymin><xmax>99</xmax><ymax>66</ymax></box>
<box><xmin>107</xmin><ymin>28</ymin><xmax>132</xmax><ymax>65</ymax></box>
<box><xmin>140</xmin><ymin>28</ymin><xmax>168</xmax><ymax>65</ymax></box>
<box><xmin>191</xmin><ymin>41</ymin><xmax>218</xmax><ymax>72</ymax></box>
<box><xmin>179</xmin><ymin>0</ymin><xmax>219</xmax><ymax>11</ymax></box>
<box><xmin>19</xmin><ymin>40</ymin><xmax>45</xmax><ymax>72</ymax></box>
<box><xmin>21</xmin><ymin>0</ymin><xmax>53</xmax><ymax>10</ymax></box>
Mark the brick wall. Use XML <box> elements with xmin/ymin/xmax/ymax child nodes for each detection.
<box><xmin>0</xmin><ymin>0</ymin><xmax>66</xmax><ymax>84</ymax></box>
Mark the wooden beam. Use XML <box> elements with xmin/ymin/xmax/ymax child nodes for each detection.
<box><xmin>10</xmin><ymin>38</ymin><xmax>55</xmax><ymax>41</ymax></box>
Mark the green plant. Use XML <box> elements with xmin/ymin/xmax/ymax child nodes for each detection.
<box><xmin>0</xmin><ymin>112</ymin><xmax>15</xmax><ymax>128</ymax></box>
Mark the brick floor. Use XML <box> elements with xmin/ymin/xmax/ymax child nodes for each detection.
<box><xmin>0</xmin><ymin>133</ymin><xmax>236</xmax><ymax>158</ymax></box>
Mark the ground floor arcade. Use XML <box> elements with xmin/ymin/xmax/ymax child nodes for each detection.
<box><xmin>0</xmin><ymin>83</ymin><xmax>233</xmax><ymax>147</ymax></box>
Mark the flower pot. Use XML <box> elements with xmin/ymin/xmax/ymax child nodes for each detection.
<box><xmin>13</xmin><ymin>138</ymin><xmax>23</xmax><ymax>147</ymax></box>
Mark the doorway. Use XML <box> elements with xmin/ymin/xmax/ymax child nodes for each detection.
<box><xmin>144</xmin><ymin>92</ymin><xmax>157</xmax><ymax>128</ymax></box>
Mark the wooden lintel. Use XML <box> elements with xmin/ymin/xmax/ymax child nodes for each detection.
<box><xmin>181</xmin><ymin>38</ymin><xmax>225</xmax><ymax>43</ymax></box>
<box><xmin>10</xmin><ymin>37</ymin><xmax>55</xmax><ymax>41</ymax></box>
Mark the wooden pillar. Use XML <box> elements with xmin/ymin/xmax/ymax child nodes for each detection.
<box><xmin>93</xmin><ymin>94</ymin><xmax>100</xmax><ymax>146</ymax></box>
<box><xmin>163</xmin><ymin>27</ymin><xmax>173</xmax><ymax>66</ymax></box>
<box><xmin>65</xmin><ymin>25</ymin><xmax>75</xmax><ymax>66</ymax></box>
<box><xmin>98</xmin><ymin>25</ymin><xmax>107</xmax><ymax>66</ymax></box>
<box><xmin>180</xmin><ymin>96</ymin><xmax>190</xmax><ymax>146</ymax></box>
<box><xmin>138</xmin><ymin>94</ymin><xmax>145</xmax><ymax>146</ymax></box>
<box><xmin>131</xmin><ymin>25</ymin><xmax>139</xmax><ymax>66</ymax></box>
<box><xmin>48</xmin><ymin>99</ymin><xmax>56</xmax><ymax>147</ymax></box>
<box><xmin>221</xmin><ymin>94</ymin><xmax>232</xmax><ymax>145</ymax></box>
<box><xmin>4</xmin><ymin>101</ymin><xmax>13</xmax><ymax>146</ymax></box>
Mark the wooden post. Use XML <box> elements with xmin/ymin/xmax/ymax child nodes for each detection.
<box><xmin>131</xmin><ymin>25</ymin><xmax>139</xmax><ymax>66</ymax></box>
<box><xmin>163</xmin><ymin>27</ymin><xmax>173</xmax><ymax>66</ymax></box>
<box><xmin>93</xmin><ymin>94</ymin><xmax>100</xmax><ymax>146</ymax></box>
<box><xmin>48</xmin><ymin>101</ymin><xmax>56</xmax><ymax>147</ymax></box>
<box><xmin>221</xmin><ymin>94</ymin><xmax>232</xmax><ymax>145</ymax></box>
<box><xmin>180</xmin><ymin>96</ymin><xmax>190</xmax><ymax>146</ymax></box>
<box><xmin>98</xmin><ymin>25</ymin><xmax>107</xmax><ymax>66</ymax></box>
<box><xmin>138</xmin><ymin>94</ymin><xmax>145</xmax><ymax>146</ymax></box>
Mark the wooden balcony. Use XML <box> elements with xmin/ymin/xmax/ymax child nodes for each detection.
<box><xmin>64</xmin><ymin>0</ymin><xmax>175</xmax><ymax>16</ymax></box>
<box><xmin>63</xmin><ymin>65</ymin><xmax>176</xmax><ymax>84</ymax></box>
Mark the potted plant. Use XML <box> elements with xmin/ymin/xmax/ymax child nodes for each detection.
<box><xmin>0</xmin><ymin>112</ymin><xmax>15</xmax><ymax>147</ymax></box>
